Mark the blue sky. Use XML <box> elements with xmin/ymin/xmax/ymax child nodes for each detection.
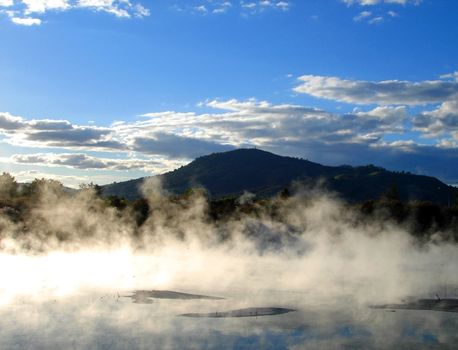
<box><xmin>0</xmin><ymin>0</ymin><xmax>458</xmax><ymax>187</ymax></box>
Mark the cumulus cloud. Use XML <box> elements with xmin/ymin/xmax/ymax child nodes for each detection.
<box><xmin>0</xmin><ymin>113</ymin><xmax>124</xmax><ymax>151</ymax></box>
<box><xmin>4</xmin><ymin>101</ymin><xmax>405</xmax><ymax>161</ymax></box>
<box><xmin>292</xmin><ymin>73</ymin><xmax>458</xmax><ymax>158</ymax></box>
<box><xmin>29</xmin><ymin>119</ymin><xmax>73</xmax><ymax>130</ymax></box>
<box><xmin>0</xmin><ymin>0</ymin><xmax>149</xmax><ymax>25</ymax></box>
<box><xmin>77</xmin><ymin>0</ymin><xmax>150</xmax><ymax>18</ymax></box>
<box><xmin>11</xmin><ymin>16</ymin><xmax>41</xmax><ymax>24</ymax></box>
<box><xmin>441</xmin><ymin>72</ymin><xmax>458</xmax><ymax>82</ymax></box>
<box><xmin>27</xmin><ymin>128</ymin><xmax>111</xmax><ymax>144</ymax></box>
<box><xmin>294</xmin><ymin>74</ymin><xmax>458</xmax><ymax>105</ymax></box>
<box><xmin>11</xmin><ymin>153</ymin><xmax>162</xmax><ymax>171</ymax></box>
<box><xmin>349</xmin><ymin>105</ymin><xmax>407</xmax><ymax>133</ymax></box>
<box><xmin>174</xmin><ymin>0</ymin><xmax>290</xmax><ymax>16</ymax></box>
<box><xmin>414</xmin><ymin>100</ymin><xmax>458</xmax><ymax>138</ymax></box>
<box><xmin>0</xmin><ymin>112</ymin><xmax>26</xmax><ymax>130</ymax></box>
<box><xmin>131</xmin><ymin>133</ymin><xmax>235</xmax><ymax>159</ymax></box>
<box><xmin>0</xmin><ymin>100</ymin><xmax>428</xmax><ymax>156</ymax></box>
<box><xmin>135</xmin><ymin>99</ymin><xmax>354</xmax><ymax>148</ymax></box>
<box><xmin>2</xmin><ymin>94</ymin><xmax>458</xmax><ymax>184</ymax></box>
<box><xmin>21</xmin><ymin>0</ymin><xmax>70</xmax><ymax>14</ymax></box>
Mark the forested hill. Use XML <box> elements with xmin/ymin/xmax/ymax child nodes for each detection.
<box><xmin>102</xmin><ymin>149</ymin><xmax>456</xmax><ymax>205</ymax></box>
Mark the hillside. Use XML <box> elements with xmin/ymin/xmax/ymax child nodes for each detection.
<box><xmin>102</xmin><ymin>149</ymin><xmax>456</xmax><ymax>205</ymax></box>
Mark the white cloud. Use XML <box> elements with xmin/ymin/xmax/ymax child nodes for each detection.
<box><xmin>212</xmin><ymin>1</ymin><xmax>232</xmax><ymax>14</ymax></box>
<box><xmin>1</xmin><ymin>0</ymin><xmax>149</xmax><ymax>25</ymax></box>
<box><xmin>22</xmin><ymin>0</ymin><xmax>70</xmax><ymax>14</ymax></box>
<box><xmin>0</xmin><ymin>0</ymin><xmax>14</xmax><ymax>6</ymax></box>
<box><xmin>242</xmin><ymin>0</ymin><xmax>291</xmax><ymax>13</ymax></box>
<box><xmin>353</xmin><ymin>105</ymin><xmax>407</xmax><ymax>132</ymax></box>
<box><xmin>0</xmin><ymin>113</ymin><xmax>123</xmax><ymax>150</ymax></box>
<box><xmin>11</xmin><ymin>16</ymin><xmax>41</xmax><ymax>24</ymax></box>
<box><xmin>1</xmin><ymin>99</ymin><xmax>407</xmax><ymax>158</ymax></box>
<box><xmin>294</xmin><ymin>73</ymin><xmax>458</xmax><ymax>105</ymax></box>
<box><xmin>414</xmin><ymin>100</ymin><xmax>458</xmax><ymax>137</ymax></box>
<box><xmin>11</xmin><ymin>153</ymin><xmax>165</xmax><ymax>172</ymax></box>
<box><xmin>353</xmin><ymin>10</ymin><xmax>371</xmax><ymax>21</ymax></box>
<box><xmin>76</xmin><ymin>0</ymin><xmax>151</xmax><ymax>18</ymax></box>
<box><xmin>195</xmin><ymin>5</ymin><xmax>207</xmax><ymax>13</ymax></box>
<box><xmin>343</xmin><ymin>0</ymin><xmax>378</xmax><ymax>4</ymax></box>
<box><xmin>441</xmin><ymin>72</ymin><xmax>458</xmax><ymax>82</ymax></box>
<box><xmin>343</xmin><ymin>0</ymin><xmax>420</xmax><ymax>23</ymax></box>
<box><xmin>129</xmin><ymin>99</ymin><xmax>408</xmax><ymax>152</ymax></box>
<box><xmin>0</xmin><ymin>112</ymin><xmax>26</xmax><ymax>129</ymax></box>
<box><xmin>343</xmin><ymin>0</ymin><xmax>421</xmax><ymax>5</ymax></box>
<box><xmin>131</xmin><ymin>3</ymin><xmax>148</xmax><ymax>17</ymax></box>
<box><xmin>241</xmin><ymin>2</ymin><xmax>256</xmax><ymax>9</ymax></box>
<box><xmin>1</xmin><ymin>96</ymin><xmax>458</xmax><ymax>184</ymax></box>
<box><xmin>276</xmin><ymin>1</ymin><xmax>289</xmax><ymax>10</ymax></box>
<box><xmin>353</xmin><ymin>10</ymin><xmax>385</xmax><ymax>24</ymax></box>
<box><xmin>368</xmin><ymin>15</ymin><xmax>383</xmax><ymax>24</ymax></box>
<box><xmin>0</xmin><ymin>97</ymin><xmax>450</xmax><ymax>159</ymax></box>
<box><xmin>177</xmin><ymin>1</ymin><xmax>290</xmax><ymax>16</ymax></box>
<box><xmin>0</xmin><ymin>99</ymin><xmax>428</xmax><ymax>161</ymax></box>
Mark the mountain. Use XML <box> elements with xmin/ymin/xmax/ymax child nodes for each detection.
<box><xmin>102</xmin><ymin>149</ymin><xmax>456</xmax><ymax>205</ymax></box>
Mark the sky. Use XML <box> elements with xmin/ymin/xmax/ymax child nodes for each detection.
<box><xmin>0</xmin><ymin>0</ymin><xmax>457</xmax><ymax>187</ymax></box>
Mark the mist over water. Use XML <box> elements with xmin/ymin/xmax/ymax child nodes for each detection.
<box><xmin>1</xmin><ymin>178</ymin><xmax>458</xmax><ymax>349</ymax></box>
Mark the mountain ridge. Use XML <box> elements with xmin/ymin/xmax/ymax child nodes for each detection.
<box><xmin>102</xmin><ymin>148</ymin><xmax>456</xmax><ymax>205</ymax></box>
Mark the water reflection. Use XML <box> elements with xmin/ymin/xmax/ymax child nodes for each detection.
<box><xmin>129</xmin><ymin>290</ymin><xmax>224</xmax><ymax>304</ymax></box>
<box><xmin>181</xmin><ymin>307</ymin><xmax>296</xmax><ymax>318</ymax></box>
<box><xmin>372</xmin><ymin>298</ymin><xmax>458</xmax><ymax>313</ymax></box>
<box><xmin>1</xmin><ymin>289</ymin><xmax>458</xmax><ymax>349</ymax></box>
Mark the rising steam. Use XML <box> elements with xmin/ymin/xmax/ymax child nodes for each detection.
<box><xmin>0</xmin><ymin>177</ymin><xmax>456</xmax><ymax>307</ymax></box>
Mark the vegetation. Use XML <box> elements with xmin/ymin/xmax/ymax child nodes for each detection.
<box><xmin>1</xmin><ymin>172</ymin><xmax>458</xmax><ymax>246</ymax></box>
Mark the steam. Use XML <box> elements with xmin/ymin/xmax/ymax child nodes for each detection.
<box><xmin>0</xmin><ymin>177</ymin><xmax>457</xmax><ymax>308</ymax></box>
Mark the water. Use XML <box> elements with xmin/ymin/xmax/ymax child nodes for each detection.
<box><xmin>1</xmin><ymin>289</ymin><xmax>457</xmax><ymax>349</ymax></box>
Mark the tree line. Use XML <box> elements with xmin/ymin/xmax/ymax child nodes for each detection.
<box><xmin>1</xmin><ymin>172</ymin><xmax>457</xmax><ymax>243</ymax></box>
